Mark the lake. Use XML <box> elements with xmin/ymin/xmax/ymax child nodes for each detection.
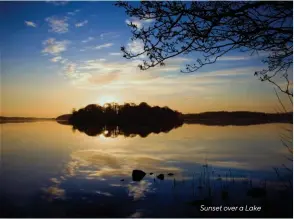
<box><xmin>0</xmin><ymin>121</ymin><xmax>292</xmax><ymax>217</ymax></box>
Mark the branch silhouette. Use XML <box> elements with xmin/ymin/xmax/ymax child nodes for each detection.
<box><xmin>116</xmin><ymin>1</ymin><xmax>293</xmax><ymax>96</ymax></box>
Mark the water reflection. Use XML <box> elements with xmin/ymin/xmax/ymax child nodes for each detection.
<box><xmin>127</xmin><ymin>181</ymin><xmax>155</xmax><ymax>201</ymax></box>
<box><xmin>63</xmin><ymin>149</ymin><xmax>182</xmax><ymax>179</ymax></box>
<box><xmin>69</xmin><ymin>122</ymin><xmax>183</xmax><ymax>138</ymax></box>
<box><xmin>0</xmin><ymin>121</ymin><xmax>292</xmax><ymax>217</ymax></box>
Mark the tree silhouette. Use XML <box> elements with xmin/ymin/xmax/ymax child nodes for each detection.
<box><xmin>116</xmin><ymin>1</ymin><xmax>293</xmax><ymax>96</ymax></box>
<box><xmin>68</xmin><ymin>102</ymin><xmax>184</xmax><ymax>137</ymax></box>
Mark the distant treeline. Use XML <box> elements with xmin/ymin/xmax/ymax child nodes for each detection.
<box><xmin>63</xmin><ymin>103</ymin><xmax>184</xmax><ymax>137</ymax></box>
<box><xmin>0</xmin><ymin>116</ymin><xmax>55</xmax><ymax>124</ymax></box>
<box><xmin>183</xmin><ymin>111</ymin><xmax>293</xmax><ymax>126</ymax></box>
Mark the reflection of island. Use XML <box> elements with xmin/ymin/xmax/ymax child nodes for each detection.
<box><xmin>62</xmin><ymin>103</ymin><xmax>184</xmax><ymax>138</ymax></box>
<box><xmin>0</xmin><ymin>116</ymin><xmax>55</xmax><ymax>124</ymax></box>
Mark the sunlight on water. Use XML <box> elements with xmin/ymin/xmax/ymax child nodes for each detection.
<box><xmin>0</xmin><ymin>121</ymin><xmax>292</xmax><ymax>217</ymax></box>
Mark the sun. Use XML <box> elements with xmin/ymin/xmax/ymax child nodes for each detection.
<box><xmin>97</xmin><ymin>95</ymin><xmax>120</xmax><ymax>106</ymax></box>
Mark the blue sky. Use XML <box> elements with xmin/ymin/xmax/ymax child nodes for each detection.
<box><xmin>1</xmin><ymin>1</ymin><xmax>292</xmax><ymax>117</ymax></box>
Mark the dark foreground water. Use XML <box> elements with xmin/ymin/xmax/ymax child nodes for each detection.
<box><xmin>0</xmin><ymin>121</ymin><xmax>292</xmax><ymax>217</ymax></box>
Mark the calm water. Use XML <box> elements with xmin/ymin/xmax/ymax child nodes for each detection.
<box><xmin>0</xmin><ymin>121</ymin><xmax>292</xmax><ymax>217</ymax></box>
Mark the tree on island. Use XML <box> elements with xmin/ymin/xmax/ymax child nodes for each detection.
<box><xmin>116</xmin><ymin>1</ymin><xmax>293</xmax><ymax>97</ymax></box>
<box><xmin>68</xmin><ymin>102</ymin><xmax>184</xmax><ymax>137</ymax></box>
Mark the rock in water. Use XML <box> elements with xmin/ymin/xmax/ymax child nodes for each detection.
<box><xmin>132</xmin><ymin>170</ymin><xmax>146</xmax><ymax>181</ymax></box>
<box><xmin>167</xmin><ymin>173</ymin><xmax>174</xmax><ymax>176</ymax></box>
<box><xmin>157</xmin><ymin>174</ymin><xmax>164</xmax><ymax>180</ymax></box>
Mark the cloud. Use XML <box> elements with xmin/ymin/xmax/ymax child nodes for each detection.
<box><xmin>100</xmin><ymin>32</ymin><xmax>120</xmax><ymax>40</ymax></box>
<box><xmin>125</xmin><ymin>18</ymin><xmax>154</xmax><ymax>29</ymax></box>
<box><xmin>195</xmin><ymin>67</ymin><xmax>259</xmax><ymax>78</ymax></box>
<box><xmin>218</xmin><ymin>51</ymin><xmax>271</xmax><ymax>61</ymax></box>
<box><xmin>60</xmin><ymin>58</ymin><xmax>68</xmax><ymax>64</ymax></box>
<box><xmin>126</xmin><ymin>19</ymin><xmax>143</xmax><ymax>28</ymax></box>
<box><xmin>63</xmin><ymin>62</ymin><xmax>91</xmax><ymax>81</ymax></box>
<box><xmin>143</xmin><ymin>13</ymin><xmax>155</xmax><ymax>23</ymax></box>
<box><xmin>144</xmin><ymin>18</ymin><xmax>155</xmax><ymax>23</ymax></box>
<box><xmin>94</xmin><ymin>43</ymin><xmax>113</xmax><ymax>50</ymax></box>
<box><xmin>24</xmin><ymin>21</ymin><xmax>37</xmax><ymax>28</ymax></box>
<box><xmin>126</xmin><ymin>39</ymin><xmax>145</xmax><ymax>57</ymax></box>
<box><xmin>75</xmin><ymin>20</ymin><xmax>88</xmax><ymax>27</ymax></box>
<box><xmin>64</xmin><ymin>62</ymin><xmax>77</xmax><ymax>75</ymax></box>
<box><xmin>61</xmin><ymin>61</ymin><xmax>91</xmax><ymax>81</ymax></box>
<box><xmin>67</xmin><ymin>9</ymin><xmax>80</xmax><ymax>16</ymax></box>
<box><xmin>82</xmin><ymin>36</ymin><xmax>94</xmax><ymax>43</ymax></box>
<box><xmin>73</xmin><ymin>57</ymin><xmax>261</xmax><ymax>99</ymax></box>
<box><xmin>46</xmin><ymin>1</ymin><xmax>69</xmax><ymax>6</ymax></box>
<box><xmin>42</xmin><ymin>38</ymin><xmax>70</xmax><ymax>55</ymax></box>
<box><xmin>50</xmin><ymin>56</ymin><xmax>63</xmax><ymax>62</ymax></box>
<box><xmin>218</xmin><ymin>56</ymin><xmax>250</xmax><ymax>61</ymax></box>
<box><xmin>72</xmin><ymin>57</ymin><xmax>187</xmax><ymax>89</ymax></box>
<box><xmin>84</xmin><ymin>59</ymin><xmax>106</xmax><ymax>64</ymax></box>
<box><xmin>46</xmin><ymin>16</ymin><xmax>69</xmax><ymax>33</ymax></box>
<box><xmin>88</xmin><ymin>71</ymin><xmax>120</xmax><ymax>85</ymax></box>
<box><xmin>109</xmin><ymin>52</ymin><xmax>122</xmax><ymax>56</ymax></box>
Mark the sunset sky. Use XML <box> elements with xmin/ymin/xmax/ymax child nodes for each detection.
<box><xmin>1</xmin><ymin>1</ymin><xmax>292</xmax><ymax>117</ymax></box>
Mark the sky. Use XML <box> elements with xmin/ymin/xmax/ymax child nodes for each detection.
<box><xmin>0</xmin><ymin>1</ymin><xmax>292</xmax><ymax>117</ymax></box>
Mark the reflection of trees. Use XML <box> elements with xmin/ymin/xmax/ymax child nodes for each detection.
<box><xmin>69</xmin><ymin>102</ymin><xmax>184</xmax><ymax>137</ymax></box>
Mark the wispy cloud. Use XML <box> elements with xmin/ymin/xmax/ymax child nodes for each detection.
<box><xmin>195</xmin><ymin>67</ymin><xmax>260</xmax><ymax>78</ymax></box>
<box><xmin>67</xmin><ymin>9</ymin><xmax>80</xmax><ymax>16</ymax></box>
<box><xmin>218</xmin><ymin>56</ymin><xmax>250</xmax><ymax>61</ymax></box>
<box><xmin>50</xmin><ymin>56</ymin><xmax>63</xmax><ymax>62</ymax></box>
<box><xmin>64</xmin><ymin>62</ymin><xmax>77</xmax><ymax>75</ymax></box>
<box><xmin>125</xmin><ymin>18</ymin><xmax>154</xmax><ymax>29</ymax></box>
<box><xmin>72</xmin><ymin>57</ymin><xmax>186</xmax><ymax>88</ymax></box>
<box><xmin>46</xmin><ymin>16</ymin><xmax>69</xmax><ymax>33</ymax></box>
<box><xmin>127</xmin><ymin>39</ymin><xmax>145</xmax><ymax>57</ymax></box>
<box><xmin>109</xmin><ymin>52</ymin><xmax>121</xmax><ymax>56</ymax></box>
<box><xmin>42</xmin><ymin>38</ymin><xmax>70</xmax><ymax>55</ymax></box>
<box><xmin>82</xmin><ymin>37</ymin><xmax>94</xmax><ymax>43</ymax></box>
<box><xmin>72</xmin><ymin>57</ymin><xmax>261</xmax><ymax>101</ymax></box>
<box><xmin>60</xmin><ymin>58</ymin><xmax>68</xmax><ymax>64</ymax></box>
<box><xmin>61</xmin><ymin>61</ymin><xmax>91</xmax><ymax>81</ymax></box>
<box><xmin>46</xmin><ymin>1</ymin><xmax>69</xmax><ymax>6</ymax></box>
<box><xmin>94</xmin><ymin>43</ymin><xmax>113</xmax><ymax>50</ymax></box>
<box><xmin>88</xmin><ymin>70</ymin><xmax>120</xmax><ymax>85</ymax></box>
<box><xmin>75</xmin><ymin>20</ymin><xmax>88</xmax><ymax>27</ymax></box>
<box><xmin>24</xmin><ymin>21</ymin><xmax>37</xmax><ymax>28</ymax></box>
<box><xmin>100</xmin><ymin>32</ymin><xmax>120</xmax><ymax>40</ymax></box>
<box><xmin>125</xmin><ymin>19</ymin><xmax>142</xmax><ymax>28</ymax></box>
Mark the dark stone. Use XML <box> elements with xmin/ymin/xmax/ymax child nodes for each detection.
<box><xmin>132</xmin><ymin>170</ymin><xmax>146</xmax><ymax>181</ymax></box>
<box><xmin>157</xmin><ymin>174</ymin><xmax>164</xmax><ymax>180</ymax></box>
